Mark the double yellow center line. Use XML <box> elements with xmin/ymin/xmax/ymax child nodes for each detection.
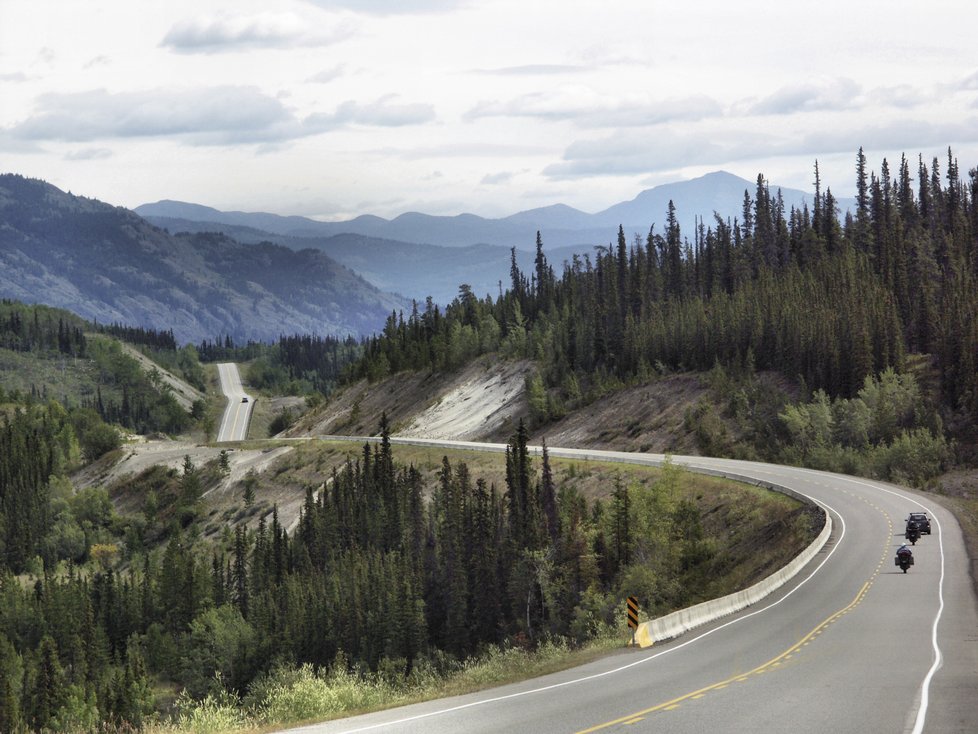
<box><xmin>578</xmin><ymin>487</ymin><xmax>894</xmax><ymax>733</ymax></box>
<box><xmin>576</xmin><ymin>581</ymin><xmax>871</xmax><ymax>733</ymax></box>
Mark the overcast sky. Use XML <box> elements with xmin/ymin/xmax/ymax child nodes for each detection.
<box><xmin>2</xmin><ymin>0</ymin><xmax>976</xmax><ymax>221</ymax></box>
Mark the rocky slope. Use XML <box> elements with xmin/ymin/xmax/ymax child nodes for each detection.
<box><xmin>0</xmin><ymin>174</ymin><xmax>408</xmax><ymax>343</ymax></box>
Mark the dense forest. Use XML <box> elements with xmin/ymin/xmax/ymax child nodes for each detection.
<box><xmin>1</xmin><ymin>149</ymin><xmax>974</xmax><ymax>731</ymax></box>
<box><xmin>1</xmin><ymin>301</ymin><xmax>88</xmax><ymax>358</ymax></box>
<box><xmin>96</xmin><ymin>324</ymin><xmax>176</xmax><ymax>353</ymax></box>
<box><xmin>1</xmin><ymin>416</ymin><xmax>796</xmax><ymax>732</ymax></box>
<box><xmin>351</xmin><ymin>150</ymin><xmax>976</xmax><ymax>469</ymax></box>
<box><xmin>0</xmin><ymin>304</ymin><xmax>207</xmax><ymax>574</ymax></box>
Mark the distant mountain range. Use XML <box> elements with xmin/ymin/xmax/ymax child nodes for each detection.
<box><xmin>136</xmin><ymin>219</ymin><xmax>540</xmax><ymax>306</ymax></box>
<box><xmin>137</xmin><ymin>171</ymin><xmax>855</xmax><ymax>305</ymax></box>
<box><xmin>0</xmin><ymin>174</ymin><xmax>408</xmax><ymax>344</ymax></box>
<box><xmin>0</xmin><ymin>171</ymin><xmax>857</xmax><ymax>344</ymax></box>
<box><xmin>137</xmin><ymin>171</ymin><xmax>854</xmax><ymax>251</ymax></box>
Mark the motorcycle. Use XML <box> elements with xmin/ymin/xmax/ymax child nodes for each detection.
<box><xmin>906</xmin><ymin>525</ymin><xmax>921</xmax><ymax>545</ymax></box>
<box><xmin>895</xmin><ymin>551</ymin><xmax>914</xmax><ymax>573</ymax></box>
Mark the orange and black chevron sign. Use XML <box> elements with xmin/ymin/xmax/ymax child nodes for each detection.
<box><xmin>626</xmin><ymin>596</ymin><xmax>639</xmax><ymax>629</ymax></box>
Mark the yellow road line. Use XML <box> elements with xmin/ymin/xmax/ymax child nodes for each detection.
<box><xmin>575</xmin><ymin>581</ymin><xmax>871</xmax><ymax>733</ymax></box>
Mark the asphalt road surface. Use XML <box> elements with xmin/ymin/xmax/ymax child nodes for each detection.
<box><xmin>280</xmin><ymin>440</ymin><xmax>978</xmax><ymax>734</ymax></box>
<box><xmin>215</xmin><ymin>362</ymin><xmax>253</xmax><ymax>442</ymax></box>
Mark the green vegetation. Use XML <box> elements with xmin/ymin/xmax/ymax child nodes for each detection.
<box><xmin>197</xmin><ymin>334</ymin><xmax>362</xmax><ymax>398</ymax></box>
<box><xmin>0</xmin><ymin>302</ymin><xmax>195</xmax><ymax>436</ymax></box>
<box><xmin>0</xmin><ymin>419</ymin><xmax>813</xmax><ymax>732</ymax></box>
<box><xmin>0</xmin><ymin>302</ymin><xmax>214</xmax><ymax>577</ymax></box>
<box><xmin>350</xmin><ymin>149</ymin><xmax>976</xmax><ymax>484</ymax></box>
<box><xmin>96</xmin><ymin>324</ymin><xmax>205</xmax><ymax>394</ymax></box>
<box><xmin>85</xmin><ymin>337</ymin><xmax>192</xmax><ymax>435</ymax></box>
<box><xmin>776</xmin><ymin>368</ymin><xmax>948</xmax><ymax>485</ymax></box>
<box><xmin>3</xmin><ymin>147</ymin><xmax>973</xmax><ymax>731</ymax></box>
<box><xmin>679</xmin><ymin>361</ymin><xmax>951</xmax><ymax>486</ymax></box>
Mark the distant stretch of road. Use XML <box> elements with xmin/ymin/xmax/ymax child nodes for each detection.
<box><xmin>280</xmin><ymin>440</ymin><xmax>978</xmax><ymax>734</ymax></box>
<box><xmin>216</xmin><ymin>363</ymin><xmax>253</xmax><ymax>442</ymax></box>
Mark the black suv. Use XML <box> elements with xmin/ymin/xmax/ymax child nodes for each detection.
<box><xmin>906</xmin><ymin>512</ymin><xmax>931</xmax><ymax>535</ymax></box>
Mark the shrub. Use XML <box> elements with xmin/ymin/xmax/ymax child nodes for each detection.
<box><xmin>872</xmin><ymin>428</ymin><xmax>950</xmax><ymax>486</ymax></box>
<box><xmin>174</xmin><ymin>686</ymin><xmax>245</xmax><ymax>734</ymax></box>
<box><xmin>181</xmin><ymin>606</ymin><xmax>256</xmax><ymax>699</ymax></box>
<box><xmin>257</xmin><ymin>664</ymin><xmax>339</xmax><ymax>724</ymax></box>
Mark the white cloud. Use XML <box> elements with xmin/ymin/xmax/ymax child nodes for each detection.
<box><xmin>481</xmin><ymin>171</ymin><xmax>515</xmax><ymax>185</ymax></box>
<box><xmin>866</xmin><ymin>85</ymin><xmax>932</xmax><ymax>110</ymax></box>
<box><xmin>377</xmin><ymin>142</ymin><xmax>546</xmax><ymax>160</ymax></box>
<box><xmin>7</xmin><ymin>87</ymin><xmax>311</xmax><ymax>145</ymax></box>
<box><xmin>308</xmin><ymin>65</ymin><xmax>346</xmax><ymax>84</ymax></box>
<box><xmin>308</xmin><ymin>95</ymin><xmax>436</xmax><ymax>129</ymax></box>
<box><xmin>544</xmin><ymin>129</ymin><xmax>728</xmax><ymax>179</ymax></box>
<box><xmin>545</xmin><ymin>117</ymin><xmax>978</xmax><ymax>182</ymax></box>
<box><xmin>748</xmin><ymin>78</ymin><xmax>862</xmax><ymax>115</ymax></box>
<box><xmin>472</xmin><ymin>64</ymin><xmax>589</xmax><ymax>76</ymax></box>
<box><xmin>799</xmin><ymin>118</ymin><xmax>978</xmax><ymax>154</ymax></box>
<box><xmin>466</xmin><ymin>90</ymin><xmax>722</xmax><ymax>128</ymax></box>
<box><xmin>302</xmin><ymin>0</ymin><xmax>470</xmax><ymax>15</ymax></box>
<box><xmin>961</xmin><ymin>71</ymin><xmax>978</xmax><ymax>90</ymax></box>
<box><xmin>84</xmin><ymin>55</ymin><xmax>111</xmax><ymax>69</ymax></box>
<box><xmin>0</xmin><ymin>131</ymin><xmax>42</xmax><ymax>153</ymax></box>
<box><xmin>162</xmin><ymin>12</ymin><xmax>355</xmax><ymax>53</ymax></box>
<box><xmin>64</xmin><ymin>147</ymin><xmax>114</xmax><ymax>161</ymax></box>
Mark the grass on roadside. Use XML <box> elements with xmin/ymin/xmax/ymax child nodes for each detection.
<box><xmin>148</xmin><ymin>632</ymin><xmax>628</xmax><ymax>734</ymax></box>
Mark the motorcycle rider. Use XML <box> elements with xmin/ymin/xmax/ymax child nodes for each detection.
<box><xmin>895</xmin><ymin>543</ymin><xmax>914</xmax><ymax>572</ymax></box>
<box><xmin>906</xmin><ymin>522</ymin><xmax>921</xmax><ymax>543</ymax></box>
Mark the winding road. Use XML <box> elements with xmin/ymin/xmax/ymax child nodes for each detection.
<box><xmin>282</xmin><ymin>441</ymin><xmax>978</xmax><ymax>734</ymax></box>
<box><xmin>216</xmin><ymin>362</ymin><xmax>253</xmax><ymax>442</ymax></box>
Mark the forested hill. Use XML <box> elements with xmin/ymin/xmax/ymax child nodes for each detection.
<box><xmin>0</xmin><ymin>175</ymin><xmax>408</xmax><ymax>343</ymax></box>
<box><xmin>349</xmin><ymin>150</ymin><xmax>978</xmax><ymax>457</ymax></box>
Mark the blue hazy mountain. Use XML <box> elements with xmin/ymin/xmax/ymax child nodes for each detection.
<box><xmin>137</xmin><ymin>171</ymin><xmax>853</xmax><ymax>252</ymax></box>
<box><xmin>0</xmin><ymin>174</ymin><xmax>408</xmax><ymax>343</ymax></box>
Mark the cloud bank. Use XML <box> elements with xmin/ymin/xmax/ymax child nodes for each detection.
<box><xmin>162</xmin><ymin>12</ymin><xmax>354</xmax><ymax>53</ymax></box>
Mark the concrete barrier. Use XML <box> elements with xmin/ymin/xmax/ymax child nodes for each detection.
<box><xmin>633</xmin><ymin>470</ymin><xmax>831</xmax><ymax>648</ymax></box>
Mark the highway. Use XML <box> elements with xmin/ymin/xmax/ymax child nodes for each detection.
<box><xmin>281</xmin><ymin>442</ymin><xmax>978</xmax><ymax>734</ymax></box>
<box><xmin>215</xmin><ymin>362</ymin><xmax>253</xmax><ymax>442</ymax></box>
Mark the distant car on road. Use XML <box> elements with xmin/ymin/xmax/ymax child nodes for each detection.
<box><xmin>906</xmin><ymin>512</ymin><xmax>930</xmax><ymax>535</ymax></box>
<box><xmin>241</xmin><ymin>397</ymin><xmax>249</xmax><ymax>403</ymax></box>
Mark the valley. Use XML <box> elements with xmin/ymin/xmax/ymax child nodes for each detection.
<box><xmin>4</xmin><ymin>2</ymin><xmax>977</xmax><ymax>730</ymax></box>
<box><xmin>1</xmin><ymin>148</ymin><xmax>976</xmax><ymax>733</ymax></box>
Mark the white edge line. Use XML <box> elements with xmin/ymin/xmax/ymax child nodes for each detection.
<box><xmin>287</xmin><ymin>482</ymin><xmax>845</xmax><ymax>734</ymax></box>
<box><xmin>793</xmin><ymin>470</ymin><xmax>945</xmax><ymax>734</ymax></box>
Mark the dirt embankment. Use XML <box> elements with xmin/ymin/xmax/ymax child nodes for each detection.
<box><xmin>75</xmin><ymin>437</ymin><xmax>293</xmax><ymax>495</ymax></box>
<box><xmin>291</xmin><ymin>355</ymin><xmax>727</xmax><ymax>453</ymax></box>
<box><xmin>88</xmin><ymin>351</ymin><xmax>978</xmax><ymax>602</ymax></box>
<box><xmin>290</xmin><ymin>356</ymin><xmax>534</xmax><ymax>441</ymax></box>
<box><xmin>924</xmin><ymin>470</ymin><xmax>978</xmax><ymax>599</ymax></box>
<box><xmin>540</xmin><ymin>375</ymin><xmax>711</xmax><ymax>454</ymax></box>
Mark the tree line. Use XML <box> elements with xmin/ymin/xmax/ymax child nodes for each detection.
<box><xmin>195</xmin><ymin>333</ymin><xmax>363</xmax><ymax>397</ymax></box>
<box><xmin>0</xmin><ymin>417</ymin><xmax>744</xmax><ymax>731</ymax></box>
<box><xmin>350</xmin><ymin>149</ymin><xmax>977</xmax><ymax>450</ymax></box>
<box><xmin>80</xmin><ymin>338</ymin><xmax>191</xmax><ymax>436</ymax></box>
<box><xmin>0</xmin><ymin>301</ymin><xmax>86</xmax><ymax>358</ymax></box>
<box><xmin>96</xmin><ymin>323</ymin><xmax>176</xmax><ymax>352</ymax></box>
